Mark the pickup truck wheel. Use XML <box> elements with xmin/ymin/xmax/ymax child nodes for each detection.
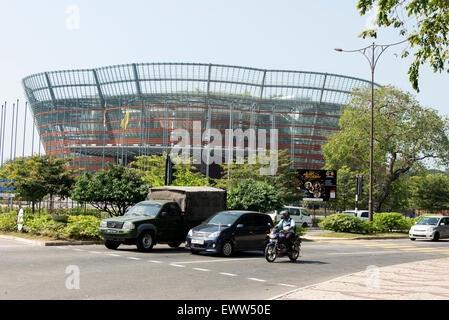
<box><xmin>137</xmin><ymin>231</ymin><xmax>154</xmax><ymax>252</ymax></box>
<box><xmin>104</xmin><ymin>240</ymin><xmax>120</xmax><ymax>250</ymax></box>
<box><xmin>168</xmin><ymin>241</ymin><xmax>182</xmax><ymax>248</ymax></box>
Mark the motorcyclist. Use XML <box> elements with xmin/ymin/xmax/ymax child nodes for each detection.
<box><xmin>274</xmin><ymin>210</ymin><xmax>296</xmax><ymax>249</ymax></box>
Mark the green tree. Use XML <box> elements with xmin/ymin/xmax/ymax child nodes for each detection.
<box><xmin>323</xmin><ymin>86</ymin><xmax>449</xmax><ymax>212</ymax></box>
<box><xmin>216</xmin><ymin>150</ymin><xmax>301</xmax><ymax>204</ymax></box>
<box><xmin>227</xmin><ymin>179</ymin><xmax>284</xmax><ymax>213</ymax></box>
<box><xmin>71</xmin><ymin>163</ymin><xmax>150</xmax><ymax>217</ymax></box>
<box><xmin>130</xmin><ymin>154</ymin><xmax>210</xmax><ymax>187</ymax></box>
<box><xmin>4</xmin><ymin>155</ymin><xmax>76</xmax><ymax>214</ymax></box>
<box><xmin>357</xmin><ymin>0</ymin><xmax>449</xmax><ymax>91</ymax></box>
<box><xmin>408</xmin><ymin>173</ymin><xmax>449</xmax><ymax>212</ymax></box>
<box><xmin>332</xmin><ymin>166</ymin><xmax>361</xmax><ymax>211</ymax></box>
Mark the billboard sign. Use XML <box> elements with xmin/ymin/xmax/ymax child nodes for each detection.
<box><xmin>0</xmin><ymin>179</ymin><xmax>15</xmax><ymax>198</ymax></box>
<box><xmin>296</xmin><ymin>169</ymin><xmax>337</xmax><ymax>202</ymax></box>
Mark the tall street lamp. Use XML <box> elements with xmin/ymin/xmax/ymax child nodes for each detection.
<box><xmin>334</xmin><ymin>40</ymin><xmax>407</xmax><ymax>221</ymax></box>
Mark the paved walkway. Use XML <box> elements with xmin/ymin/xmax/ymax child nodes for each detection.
<box><xmin>276</xmin><ymin>257</ymin><xmax>449</xmax><ymax>300</ymax></box>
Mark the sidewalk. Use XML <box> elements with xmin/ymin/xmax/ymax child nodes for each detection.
<box><xmin>275</xmin><ymin>257</ymin><xmax>449</xmax><ymax>300</ymax></box>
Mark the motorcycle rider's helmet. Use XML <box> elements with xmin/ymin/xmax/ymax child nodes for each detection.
<box><xmin>280</xmin><ymin>210</ymin><xmax>290</xmax><ymax>220</ymax></box>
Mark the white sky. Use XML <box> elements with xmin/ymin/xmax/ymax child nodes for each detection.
<box><xmin>0</xmin><ymin>0</ymin><xmax>448</xmax><ymax>159</ymax></box>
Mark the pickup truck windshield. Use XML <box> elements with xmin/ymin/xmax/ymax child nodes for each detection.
<box><xmin>125</xmin><ymin>202</ymin><xmax>162</xmax><ymax>217</ymax></box>
<box><xmin>207</xmin><ymin>213</ymin><xmax>242</xmax><ymax>226</ymax></box>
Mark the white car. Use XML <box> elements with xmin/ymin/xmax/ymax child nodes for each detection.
<box><xmin>409</xmin><ymin>216</ymin><xmax>449</xmax><ymax>241</ymax></box>
<box><xmin>274</xmin><ymin>206</ymin><xmax>313</xmax><ymax>228</ymax></box>
<box><xmin>343</xmin><ymin>210</ymin><xmax>370</xmax><ymax>220</ymax></box>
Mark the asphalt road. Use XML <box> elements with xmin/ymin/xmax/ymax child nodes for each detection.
<box><xmin>0</xmin><ymin>237</ymin><xmax>448</xmax><ymax>300</ymax></box>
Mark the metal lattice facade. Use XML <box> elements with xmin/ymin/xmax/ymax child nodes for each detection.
<box><xmin>22</xmin><ymin>62</ymin><xmax>373</xmax><ymax>173</ymax></box>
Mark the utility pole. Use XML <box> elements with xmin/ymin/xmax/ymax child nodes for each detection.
<box><xmin>334</xmin><ymin>39</ymin><xmax>407</xmax><ymax>221</ymax></box>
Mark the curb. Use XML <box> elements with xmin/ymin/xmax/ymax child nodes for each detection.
<box><xmin>0</xmin><ymin>235</ymin><xmax>103</xmax><ymax>246</ymax></box>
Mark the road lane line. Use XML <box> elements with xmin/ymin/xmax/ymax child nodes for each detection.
<box><xmin>248</xmin><ymin>278</ymin><xmax>266</xmax><ymax>282</ymax></box>
<box><xmin>89</xmin><ymin>251</ymin><xmax>101</xmax><ymax>254</ymax></box>
<box><xmin>149</xmin><ymin>260</ymin><xmax>163</xmax><ymax>264</ymax></box>
<box><xmin>108</xmin><ymin>253</ymin><xmax>120</xmax><ymax>257</ymax></box>
<box><xmin>220</xmin><ymin>272</ymin><xmax>237</xmax><ymax>277</ymax></box>
<box><xmin>278</xmin><ymin>283</ymin><xmax>297</xmax><ymax>288</ymax></box>
<box><xmin>127</xmin><ymin>257</ymin><xmax>141</xmax><ymax>261</ymax></box>
<box><xmin>170</xmin><ymin>264</ymin><xmax>185</xmax><ymax>268</ymax></box>
<box><xmin>193</xmin><ymin>268</ymin><xmax>210</xmax><ymax>272</ymax></box>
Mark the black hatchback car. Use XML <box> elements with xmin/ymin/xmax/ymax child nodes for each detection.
<box><xmin>185</xmin><ymin>211</ymin><xmax>274</xmax><ymax>257</ymax></box>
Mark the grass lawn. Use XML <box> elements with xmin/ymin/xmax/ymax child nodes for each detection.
<box><xmin>312</xmin><ymin>232</ymin><xmax>409</xmax><ymax>238</ymax></box>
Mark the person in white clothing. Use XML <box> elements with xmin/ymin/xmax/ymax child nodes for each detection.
<box><xmin>274</xmin><ymin>210</ymin><xmax>295</xmax><ymax>249</ymax></box>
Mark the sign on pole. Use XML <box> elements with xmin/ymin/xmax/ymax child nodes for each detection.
<box><xmin>296</xmin><ymin>170</ymin><xmax>337</xmax><ymax>202</ymax></box>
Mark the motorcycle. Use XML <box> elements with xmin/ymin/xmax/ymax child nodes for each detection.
<box><xmin>265</xmin><ymin>229</ymin><xmax>301</xmax><ymax>263</ymax></box>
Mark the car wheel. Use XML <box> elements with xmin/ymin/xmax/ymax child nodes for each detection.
<box><xmin>137</xmin><ymin>231</ymin><xmax>154</xmax><ymax>252</ymax></box>
<box><xmin>221</xmin><ymin>241</ymin><xmax>234</xmax><ymax>257</ymax></box>
<box><xmin>104</xmin><ymin>240</ymin><xmax>120</xmax><ymax>250</ymax></box>
<box><xmin>410</xmin><ymin>238</ymin><xmax>416</xmax><ymax>241</ymax></box>
<box><xmin>302</xmin><ymin>223</ymin><xmax>308</xmax><ymax>228</ymax></box>
<box><xmin>432</xmin><ymin>232</ymin><xmax>440</xmax><ymax>242</ymax></box>
<box><xmin>168</xmin><ymin>241</ymin><xmax>182</xmax><ymax>248</ymax></box>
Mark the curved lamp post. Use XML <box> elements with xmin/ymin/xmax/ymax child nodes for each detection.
<box><xmin>334</xmin><ymin>40</ymin><xmax>407</xmax><ymax>221</ymax></box>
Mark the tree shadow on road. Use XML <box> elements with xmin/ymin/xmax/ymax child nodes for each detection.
<box><xmin>276</xmin><ymin>259</ymin><xmax>329</xmax><ymax>265</ymax></box>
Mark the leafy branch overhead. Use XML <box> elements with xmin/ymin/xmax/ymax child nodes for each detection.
<box><xmin>357</xmin><ymin>0</ymin><xmax>449</xmax><ymax>91</ymax></box>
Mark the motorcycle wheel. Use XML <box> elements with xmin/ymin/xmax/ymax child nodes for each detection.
<box><xmin>265</xmin><ymin>245</ymin><xmax>278</xmax><ymax>263</ymax></box>
<box><xmin>288</xmin><ymin>243</ymin><xmax>300</xmax><ymax>262</ymax></box>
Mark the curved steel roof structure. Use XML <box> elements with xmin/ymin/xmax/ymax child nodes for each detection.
<box><xmin>22</xmin><ymin>62</ymin><xmax>374</xmax><ymax>174</ymax></box>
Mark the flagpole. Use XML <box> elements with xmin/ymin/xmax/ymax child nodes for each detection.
<box><xmin>102</xmin><ymin>102</ymin><xmax>106</xmax><ymax>170</ymax></box>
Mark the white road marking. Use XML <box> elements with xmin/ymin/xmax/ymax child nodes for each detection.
<box><xmin>108</xmin><ymin>254</ymin><xmax>120</xmax><ymax>257</ymax></box>
<box><xmin>170</xmin><ymin>264</ymin><xmax>185</xmax><ymax>268</ymax></box>
<box><xmin>149</xmin><ymin>260</ymin><xmax>163</xmax><ymax>264</ymax></box>
<box><xmin>193</xmin><ymin>268</ymin><xmax>210</xmax><ymax>272</ymax></box>
<box><xmin>220</xmin><ymin>272</ymin><xmax>237</xmax><ymax>277</ymax></box>
<box><xmin>248</xmin><ymin>278</ymin><xmax>266</xmax><ymax>282</ymax></box>
<box><xmin>127</xmin><ymin>257</ymin><xmax>141</xmax><ymax>261</ymax></box>
<box><xmin>89</xmin><ymin>251</ymin><xmax>101</xmax><ymax>254</ymax></box>
<box><xmin>73</xmin><ymin>248</ymin><xmax>85</xmax><ymax>252</ymax></box>
<box><xmin>278</xmin><ymin>283</ymin><xmax>297</xmax><ymax>288</ymax></box>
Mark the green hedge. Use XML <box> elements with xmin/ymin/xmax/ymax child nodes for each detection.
<box><xmin>319</xmin><ymin>214</ymin><xmax>371</xmax><ymax>234</ymax></box>
<box><xmin>0</xmin><ymin>212</ymin><xmax>18</xmax><ymax>232</ymax></box>
<box><xmin>0</xmin><ymin>212</ymin><xmax>102</xmax><ymax>240</ymax></box>
<box><xmin>373</xmin><ymin>212</ymin><xmax>411</xmax><ymax>232</ymax></box>
<box><xmin>319</xmin><ymin>212</ymin><xmax>415</xmax><ymax>234</ymax></box>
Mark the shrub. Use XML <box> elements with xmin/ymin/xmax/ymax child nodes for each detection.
<box><xmin>295</xmin><ymin>226</ymin><xmax>306</xmax><ymax>236</ymax></box>
<box><xmin>0</xmin><ymin>212</ymin><xmax>18</xmax><ymax>232</ymax></box>
<box><xmin>227</xmin><ymin>179</ymin><xmax>284</xmax><ymax>213</ymax></box>
<box><xmin>319</xmin><ymin>214</ymin><xmax>368</xmax><ymax>233</ymax></box>
<box><xmin>64</xmin><ymin>215</ymin><xmax>101</xmax><ymax>240</ymax></box>
<box><xmin>23</xmin><ymin>214</ymin><xmax>67</xmax><ymax>239</ymax></box>
<box><xmin>373</xmin><ymin>212</ymin><xmax>409</xmax><ymax>232</ymax></box>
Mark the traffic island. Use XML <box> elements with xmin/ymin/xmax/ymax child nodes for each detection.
<box><xmin>0</xmin><ymin>233</ymin><xmax>103</xmax><ymax>246</ymax></box>
<box><xmin>304</xmin><ymin>232</ymin><xmax>409</xmax><ymax>241</ymax></box>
